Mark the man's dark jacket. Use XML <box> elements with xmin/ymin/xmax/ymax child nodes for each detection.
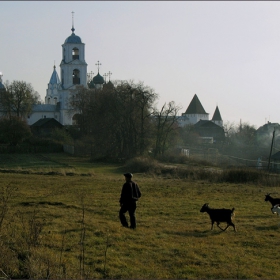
<box><xmin>119</xmin><ymin>181</ymin><xmax>141</xmax><ymax>204</ymax></box>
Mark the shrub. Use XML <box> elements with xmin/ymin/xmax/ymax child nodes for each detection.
<box><xmin>156</xmin><ymin>153</ymin><xmax>189</xmax><ymax>164</ymax></box>
<box><xmin>220</xmin><ymin>168</ymin><xmax>265</xmax><ymax>183</ymax></box>
<box><xmin>125</xmin><ymin>157</ymin><xmax>162</xmax><ymax>174</ymax></box>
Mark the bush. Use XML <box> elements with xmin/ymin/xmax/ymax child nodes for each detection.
<box><xmin>125</xmin><ymin>157</ymin><xmax>162</xmax><ymax>174</ymax></box>
<box><xmin>156</xmin><ymin>153</ymin><xmax>189</xmax><ymax>164</ymax></box>
<box><xmin>124</xmin><ymin>157</ymin><xmax>280</xmax><ymax>186</ymax></box>
<box><xmin>220</xmin><ymin>168</ymin><xmax>265</xmax><ymax>183</ymax></box>
<box><xmin>26</xmin><ymin>137</ymin><xmax>63</xmax><ymax>153</ymax></box>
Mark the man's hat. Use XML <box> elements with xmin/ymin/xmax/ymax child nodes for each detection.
<box><xmin>123</xmin><ymin>173</ymin><xmax>133</xmax><ymax>178</ymax></box>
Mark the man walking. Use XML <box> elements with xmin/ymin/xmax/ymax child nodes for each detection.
<box><xmin>119</xmin><ymin>173</ymin><xmax>141</xmax><ymax>229</ymax></box>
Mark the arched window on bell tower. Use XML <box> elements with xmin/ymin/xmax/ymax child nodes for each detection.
<box><xmin>73</xmin><ymin>69</ymin><xmax>80</xmax><ymax>84</ymax></box>
<box><xmin>72</xmin><ymin>48</ymin><xmax>79</xmax><ymax>60</ymax></box>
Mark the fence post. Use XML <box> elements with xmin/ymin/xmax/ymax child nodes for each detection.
<box><xmin>268</xmin><ymin>129</ymin><xmax>275</xmax><ymax>172</ymax></box>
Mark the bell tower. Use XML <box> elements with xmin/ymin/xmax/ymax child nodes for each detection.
<box><xmin>60</xmin><ymin>12</ymin><xmax>87</xmax><ymax>89</ymax></box>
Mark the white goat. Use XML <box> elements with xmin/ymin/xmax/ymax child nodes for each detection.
<box><xmin>271</xmin><ymin>204</ymin><xmax>280</xmax><ymax>215</ymax></box>
<box><xmin>271</xmin><ymin>204</ymin><xmax>280</xmax><ymax>225</ymax></box>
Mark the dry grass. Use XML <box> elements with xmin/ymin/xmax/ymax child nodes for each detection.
<box><xmin>0</xmin><ymin>154</ymin><xmax>280</xmax><ymax>279</ymax></box>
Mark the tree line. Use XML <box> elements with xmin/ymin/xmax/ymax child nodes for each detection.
<box><xmin>0</xmin><ymin>81</ymin><xmax>40</xmax><ymax>147</ymax></box>
<box><xmin>68</xmin><ymin>81</ymin><xmax>181</xmax><ymax>159</ymax></box>
<box><xmin>0</xmin><ymin>79</ymin><xmax>265</xmax><ymax>161</ymax></box>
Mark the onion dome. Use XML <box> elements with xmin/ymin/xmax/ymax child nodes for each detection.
<box><xmin>88</xmin><ymin>79</ymin><xmax>95</xmax><ymax>89</ymax></box>
<box><xmin>92</xmin><ymin>72</ymin><xmax>105</xmax><ymax>85</ymax></box>
<box><xmin>65</xmin><ymin>26</ymin><xmax>82</xmax><ymax>44</ymax></box>
<box><xmin>103</xmin><ymin>80</ymin><xmax>114</xmax><ymax>90</ymax></box>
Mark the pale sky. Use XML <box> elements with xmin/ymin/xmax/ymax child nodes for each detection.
<box><xmin>1</xmin><ymin>1</ymin><xmax>280</xmax><ymax>128</ymax></box>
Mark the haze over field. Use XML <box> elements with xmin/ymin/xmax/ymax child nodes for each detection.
<box><xmin>2</xmin><ymin>1</ymin><xmax>280</xmax><ymax>128</ymax></box>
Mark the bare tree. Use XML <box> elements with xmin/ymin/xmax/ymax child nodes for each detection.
<box><xmin>153</xmin><ymin>101</ymin><xmax>181</xmax><ymax>157</ymax></box>
<box><xmin>223</xmin><ymin>121</ymin><xmax>236</xmax><ymax>139</ymax></box>
<box><xmin>69</xmin><ymin>85</ymin><xmax>93</xmax><ymax>134</ymax></box>
<box><xmin>69</xmin><ymin>80</ymin><xmax>158</xmax><ymax>159</ymax></box>
<box><xmin>132</xmin><ymin>82</ymin><xmax>158</xmax><ymax>155</ymax></box>
<box><xmin>0</xmin><ymin>80</ymin><xmax>40</xmax><ymax>119</ymax></box>
<box><xmin>233</xmin><ymin>121</ymin><xmax>256</xmax><ymax>146</ymax></box>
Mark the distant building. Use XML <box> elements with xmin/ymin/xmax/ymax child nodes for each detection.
<box><xmin>30</xmin><ymin>118</ymin><xmax>64</xmax><ymax>137</ymax></box>
<box><xmin>193</xmin><ymin>120</ymin><xmax>225</xmax><ymax>143</ymax></box>
<box><xmin>177</xmin><ymin>94</ymin><xmax>225</xmax><ymax>143</ymax></box>
<box><xmin>177</xmin><ymin>94</ymin><xmax>223</xmax><ymax>128</ymax></box>
<box><xmin>2</xmin><ymin>17</ymin><xmax>225</xmax><ymax>132</ymax></box>
<box><xmin>270</xmin><ymin>151</ymin><xmax>280</xmax><ymax>171</ymax></box>
<box><xmin>256</xmin><ymin>122</ymin><xmax>280</xmax><ymax>147</ymax></box>
<box><xmin>26</xmin><ymin>17</ymin><xmax>107</xmax><ymax>126</ymax></box>
<box><xmin>212</xmin><ymin>106</ymin><xmax>223</xmax><ymax>127</ymax></box>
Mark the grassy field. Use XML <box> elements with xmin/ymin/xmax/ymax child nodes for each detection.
<box><xmin>0</xmin><ymin>153</ymin><xmax>280</xmax><ymax>279</ymax></box>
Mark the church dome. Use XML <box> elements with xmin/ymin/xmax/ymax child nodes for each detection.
<box><xmin>65</xmin><ymin>33</ymin><xmax>82</xmax><ymax>44</ymax></box>
<box><xmin>65</xmin><ymin>27</ymin><xmax>82</xmax><ymax>44</ymax></box>
<box><xmin>103</xmin><ymin>80</ymin><xmax>114</xmax><ymax>90</ymax></box>
<box><xmin>88</xmin><ymin>79</ymin><xmax>95</xmax><ymax>89</ymax></box>
<box><xmin>92</xmin><ymin>73</ymin><xmax>104</xmax><ymax>85</ymax></box>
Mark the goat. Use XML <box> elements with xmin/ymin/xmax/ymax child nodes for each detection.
<box><xmin>271</xmin><ymin>204</ymin><xmax>280</xmax><ymax>215</ymax></box>
<box><xmin>200</xmin><ymin>203</ymin><xmax>236</xmax><ymax>232</ymax></box>
<box><xmin>264</xmin><ymin>193</ymin><xmax>280</xmax><ymax>213</ymax></box>
<box><xmin>271</xmin><ymin>204</ymin><xmax>280</xmax><ymax>225</ymax></box>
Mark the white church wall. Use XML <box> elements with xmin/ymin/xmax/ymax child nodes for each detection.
<box><xmin>185</xmin><ymin>113</ymin><xmax>209</xmax><ymax>124</ymax></box>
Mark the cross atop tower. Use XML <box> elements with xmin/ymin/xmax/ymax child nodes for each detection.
<box><xmin>104</xmin><ymin>73</ymin><xmax>108</xmax><ymax>83</ymax></box>
<box><xmin>0</xmin><ymin>72</ymin><xmax>3</xmax><ymax>83</ymax></box>
<box><xmin>95</xmin><ymin>61</ymin><xmax>102</xmax><ymax>73</ymax></box>
<box><xmin>87</xmin><ymin>71</ymin><xmax>94</xmax><ymax>81</ymax></box>
<box><xmin>71</xmin><ymin>11</ymin><xmax>75</xmax><ymax>33</ymax></box>
<box><xmin>108</xmin><ymin>71</ymin><xmax>112</xmax><ymax>81</ymax></box>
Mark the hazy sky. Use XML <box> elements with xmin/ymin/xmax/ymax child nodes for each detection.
<box><xmin>1</xmin><ymin>1</ymin><xmax>280</xmax><ymax>128</ymax></box>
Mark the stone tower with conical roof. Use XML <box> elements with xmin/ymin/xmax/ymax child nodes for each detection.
<box><xmin>180</xmin><ymin>94</ymin><xmax>209</xmax><ymax>125</ymax></box>
<box><xmin>211</xmin><ymin>106</ymin><xmax>223</xmax><ymax>127</ymax></box>
<box><xmin>45</xmin><ymin>65</ymin><xmax>62</xmax><ymax>105</ymax></box>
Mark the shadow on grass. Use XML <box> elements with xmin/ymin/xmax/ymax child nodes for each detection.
<box><xmin>19</xmin><ymin>201</ymin><xmax>80</xmax><ymax>209</ymax></box>
<box><xmin>255</xmin><ymin>225</ymin><xmax>279</xmax><ymax>231</ymax></box>
<box><xmin>163</xmin><ymin>228</ymin><xmax>232</xmax><ymax>237</ymax></box>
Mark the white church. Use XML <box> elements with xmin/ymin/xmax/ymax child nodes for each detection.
<box><xmin>0</xmin><ymin>16</ymin><xmax>223</xmax><ymax>129</ymax></box>
<box><xmin>27</xmin><ymin>21</ymin><xmax>105</xmax><ymax>126</ymax></box>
